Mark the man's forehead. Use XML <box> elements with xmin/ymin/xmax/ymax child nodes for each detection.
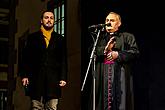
<box><xmin>43</xmin><ymin>12</ymin><xmax>54</xmax><ymax>16</ymax></box>
<box><xmin>106</xmin><ymin>14</ymin><xmax>117</xmax><ymax>19</ymax></box>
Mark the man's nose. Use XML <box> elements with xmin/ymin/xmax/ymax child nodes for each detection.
<box><xmin>48</xmin><ymin>18</ymin><xmax>51</xmax><ymax>21</ymax></box>
<box><xmin>106</xmin><ymin>21</ymin><xmax>111</xmax><ymax>24</ymax></box>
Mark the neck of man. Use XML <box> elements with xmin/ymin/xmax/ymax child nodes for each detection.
<box><xmin>40</xmin><ymin>25</ymin><xmax>54</xmax><ymax>47</ymax></box>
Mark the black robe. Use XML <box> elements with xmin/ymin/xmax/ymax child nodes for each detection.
<box><xmin>93</xmin><ymin>31</ymin><xmax>139</xmax><ymax>110</ymax></box>
<box><xmin>19</xmin><ymin>30</ymin><xmax>67</xmax><ymax>99</ymax></box>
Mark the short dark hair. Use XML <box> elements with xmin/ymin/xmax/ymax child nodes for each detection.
<box><xmin>41</xmin><ymin>9</ymin><xmax>54</xmax><ymax>19</ymax></box>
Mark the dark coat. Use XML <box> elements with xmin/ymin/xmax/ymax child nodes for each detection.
<box><xmin>19</xmin><ymin>30</ymin><xmax>67</xmax><ymax>99</ymax></box>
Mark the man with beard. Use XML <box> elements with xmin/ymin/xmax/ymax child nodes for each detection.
<box><xmin>19</xmin><ymin>10</ymin><xmax>67</xmax><ymax>110</ymax></box>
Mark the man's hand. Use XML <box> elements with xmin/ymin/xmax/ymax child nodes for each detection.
<box><xmin>106</xmin><ymin>51</ymin><xmax>119</xmax><ymax>61</ymax></box>
<box><xmin>59</xmin><ymin>80</ymin><xmax>66</xmax><ymax>87</ymax></box>
<box><xmin>22</xmin><ymin>78</ymin><xmax>29</xmax><ymax>86</ymax></box>
<box><xmin>104</xmin><ymin>37</ymin><xmax>116</xmax><ymax>53</ymax></box>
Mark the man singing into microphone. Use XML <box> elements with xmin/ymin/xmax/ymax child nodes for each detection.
<box><xmin>19</xmin><ymin>10</ymin><xmax>67</xmax><ymax>110</ymax></box>
<box><xmin>93</xmin><ymin>12</ymin><xmax>140</xmax><ymax>110</ymax></box>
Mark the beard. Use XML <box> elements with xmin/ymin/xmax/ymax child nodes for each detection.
<box><xmin>42</xmin><ymin>23</ymin><xmax>54</xmax><ymax>30</ymax></box>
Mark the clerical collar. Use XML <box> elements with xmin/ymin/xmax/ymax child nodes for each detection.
<box><xmin>105</xmin><ymin>32</ymin><xmax>117</xmax><ymax>36</ymax></box>
<box><xmin>110</xmin><ymin>32</ymin><xmax>114</xmax><ymax>35</ymax></box>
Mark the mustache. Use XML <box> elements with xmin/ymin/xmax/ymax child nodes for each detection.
<box><xmin>46</xmin><ymin>21</ymin><xmax>52</xmax><ymax>24</ymax></box>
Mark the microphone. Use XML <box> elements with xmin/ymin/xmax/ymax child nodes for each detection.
<box><xmin>88</xmin><ymin>23</ymin><xmax>111</xmax><ymax>29</ymax></box>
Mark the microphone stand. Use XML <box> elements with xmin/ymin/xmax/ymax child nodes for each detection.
<box><xmin>81</xmin><ymin>29</ymin><xmax>101</xmax><ymax>110</ymax></box>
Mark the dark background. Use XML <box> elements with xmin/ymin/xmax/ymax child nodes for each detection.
<box><xmin>80</xmin><ymin>0</ymin><xmax>165</xmax><ymax>110</ymax></box>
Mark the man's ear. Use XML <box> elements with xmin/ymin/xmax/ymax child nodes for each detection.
<box><xmin>118</xmin><ymin>21</ymin><xmax>121</xmax><ymax>27</ymax></box>
<box><xmin>41</xmin><ymin>20</ymin><xmax>43</xmax><ymax>24</ymax></box>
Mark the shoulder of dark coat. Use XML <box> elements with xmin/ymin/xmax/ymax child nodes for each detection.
<box><xmin>119</xmin><ymin>31</ymin><xmax>135</xmax><ymax>39</ymax></box>
<box><xmin>27</xmin><ymin>31</ymin><xmax>41</xmax><ymax>40</ymax></box>
<box><xmin>52</xmin><ymin>31</ymin><xmax>63</xmax><ymax>38</ymax></box>
<box><xmin>52</xmin><ymin>31</ymin><xmax>65</xmax><ymax>42</ymax></box>
<box><xmin>119</xmin><ymin>32</ymin><xmax>134</xmax><ymax>36</ymax></box>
